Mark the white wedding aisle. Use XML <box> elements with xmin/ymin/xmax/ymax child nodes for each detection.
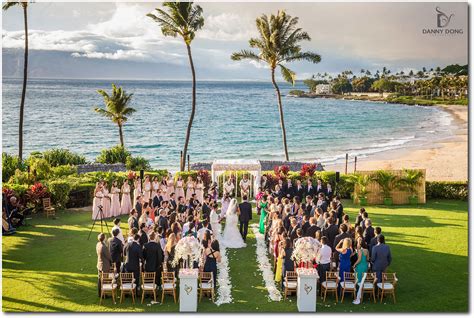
<box><xmin>215</xmin><ymin>246</ymin><xmax>233</xmax><ymax>306</ymax></box>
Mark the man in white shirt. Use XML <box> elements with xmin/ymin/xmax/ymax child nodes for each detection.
<box><xmin>182</xmin><ymin>215</ymin><xmax>194</xmax><ymax>236</ymax></box>
<box><xmin>317</xmin><ymin>236</ymin><xmax>332</xmax><ymax>283</ymax></box>
<box><xmin>111</xmin><ymin>218</ymin><xmax>125</xmax><ymax>244</ymax></box>
<box><xmin>197</xmin><ymin>220</ymin><xmax>213</xmax><ymax>242</ymax></box>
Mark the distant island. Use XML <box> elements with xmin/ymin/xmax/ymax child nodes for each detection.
<box><xmin>289</xmin><ymin>63</ymin><xmax>468</xmax><ymax>106</ymax></box>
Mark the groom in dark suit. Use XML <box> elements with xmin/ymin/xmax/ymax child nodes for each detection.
<box><xmin>238</xmin><ymin>195</ymin><xmax>252</xmax><ymax>242</ymax></box>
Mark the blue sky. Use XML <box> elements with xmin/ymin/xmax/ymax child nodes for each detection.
<box><xmin>2</xmin><ymin>2</ymin><xmax>468</xmax><ymax>80</ymax></box>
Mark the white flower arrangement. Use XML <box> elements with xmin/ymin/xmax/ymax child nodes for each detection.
<box><xmin>292</xmin><ymin>237</ymin><xmax>321</xmax><ymax>264</ymax></box>
<box><xmin>251</xmin><ymin>224</ymin><xmax>282</xmax><ymax>302</ymax></box>
<box><xmin>215</xmin><ymin>246</ymin><xmax>233</xmax><ymax>306</ymax></box>
<box><xmin>172</xmin><ymin>236</ymin><xmax>203</xmax><ymax>268</ymax></box>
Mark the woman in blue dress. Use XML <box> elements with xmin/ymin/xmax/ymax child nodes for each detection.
<box><xmin>336</xmin><ymin>238</ymin><xmax>353</xmax><ymax>282</ymax></box>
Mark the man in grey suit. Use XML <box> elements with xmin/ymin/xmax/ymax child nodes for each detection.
<box><xmin>96</xmin><ymin>233</ymin><xmax>112</xmax><ymax>296</ymax></box>
<box><xmin>371</xmin><ymin>234</ymin><xmax>392</xmax><ymax>282</ymax></box>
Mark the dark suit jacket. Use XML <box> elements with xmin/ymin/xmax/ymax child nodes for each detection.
<box><xmin>139</xmin><ymin>231</ymin><xmax>149</xmax><ymax>247</ymax></box>
<box><xmin>294</xmin><ymin>186</ymin><xmax>305</xmax><ymax>200</ymax></box>
<box><xmin>317</xmin><ymin>200</ymin><xmax>328</xmax><ymax>213</ymax></box>
<box><xmin>135</xmin><ymin>202</ymin><xmax>143</xmax><ymax>217</ymax></box>
<box><xmin>355</xmin><ymin>215</ymin><xmax>363</xmax><ymax>227</ymax></box>
<box><xmin>128</xmin><ymin>216</ymin><xmax>138</xmax><ymax>230</ymax></box>
<box><xmin>143</xmin><ymin>241</ymin><xmax>164</xmax><ymax>272</ymax></box>
<box><xmin>369</xmin><ymin>235</ymin><xmax>379</xmax><ymax>257</ymax></box>
<box><xmin>178</xmin><ymin>203</ymin><xmax>187</xmax><ymax>214</ymax></box>
<box><xmin>109</xmin><ymin>237</ymin><xmax>123</xmax><ymax>263</ymax></box>
<box><xmin>152</xmin><ymin>196</ymin><xmax>161</xmax><ymax>209</ymax></box>
<box><xmin>301</xmin><ymin>222</ymin><xmax>310</xmax><ymax>236</ymax></box>
<box><xmin>335</xmin><ymin>203</ymin><xmax>344</xmax><ymax>224</ymax></box>
<box><xmin>305</xmin><ymin>224</ymin><xmax>320</xmax><ymax>238</ymax></box>
<box><xmin>169</xmin><ymin>199</ymin><xmax>177</xmax><ymax>212</ymax></box>
<box><xmin>363</xmin><ymin>226</ymin><xmax>375</xmax><ymax>246</ymax></box>
<box><xmin>316</xmin><ymin>184</ymin><xmax>326</xmax><ymax>195</ymax></box>
<box><xmin>322</xmin><ymin>224</ymin><xmax>339</xmax><ymax>250</ymax></box>
<box><xmin>96</xmin><ymin>241</ymin><xmax>112</xmax><ymax>272</ymax></box>
<box><xmin>283</xmin><ymin>184</ymin><xmax>294</xmax><ymax>199</ymax></box>
<box><xmin>238</xmin><ymin>202</ymin><xmax>252</xmax><ymax>222</ymax></box>
<box><xmin>333</xmin><ymin>232</ymin><xmax>351</xmax><ymax>251</ymax></box>
<box><xmin>305</xmin><ymin>185</ymin><xmax>314</xmax><ymax>197</ymax></box>
<box><xmin>289</xmin><ymin>225</ymin><xmax>300</xmax><ymax>242</ymax></box>
<box><xmin>124</xmin><ymin>241</ymin><xmax>143</xmax><ymax>272</ymax></box>
<box><xmin>371</xmin><ymin>243</ymin><xmax>392</xmax><ymax>271</ymax></box>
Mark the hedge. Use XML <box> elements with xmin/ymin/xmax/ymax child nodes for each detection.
<box><xmin>426</xmin><ymin>181</ymin><xmax>468</xmax><ymax>201</ymax></box>
<box><xmin>47</xmin><ymin>180</ymin><xmax>72</xmax><ymax>208</ymax></box>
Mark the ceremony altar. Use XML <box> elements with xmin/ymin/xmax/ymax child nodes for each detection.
<box><xmin>211</xmin><ymin>159</ymin><xmax>262</xmax><ymax>198</ymax></box>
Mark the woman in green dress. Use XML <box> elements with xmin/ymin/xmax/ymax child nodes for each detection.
<box><xmin>353</xmin><ymin>236</ymin><xmax>369</xmax><ymax>282</ymax></box>
<box><xmin>259</xmin><ymin>195</ymin><xmax>269</xmax><ymax>234</ymax></box>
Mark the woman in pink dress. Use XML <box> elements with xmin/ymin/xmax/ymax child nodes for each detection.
<box><xmin>161</xmin><ymin>176</ymin><xmax>168</xmax><ymax>201</ymax></box>
<box><xmin>92</xmin><ymin>182</ymin><xmax>103</xmax><ymax>220</ymax></box>
<box><xmin>194</xmin><ymin>176</ymin><xmax>204</xmax><ymax>204</ymax></box>
<box><xmin>166</xmin><ymin>173</ymin><xmax>176</xmax><ymax>200</ymax></box>
<box><xmin>143</xmin><ymin>175</ymin><xmax>152</xmax><ymax>204</ymax></box>
<box><xmin>175</xmin><ymin>176</ymin><xmax>185</xmax><ymax>200</ymax></box>
<box><xmin>185</xmin><ymin>176</ymin><xmax>195</xmax><ymax>201</ymax></box>
<box><xmin>121</xmin><ymin>180</ymin><xmax>132</xmax><ymax>215</ymax></box>
<box><xmin>133</xmin><ymin>177</ymin><xmax>142</xmax><ymax>207</ymax></box>
<box><xmin>152</xmin><ymin>177</ymin><xmax>160</xmax><ymax>199</ymax></box>
<box><xmin>101</xmin><ymin>181</ymin><xmax>111</xmax><ymax>218</ymax></box>
<box><xmin>110</xmin><ymin>180</ymin><xmax>121</xmax><ymax>217</ymax></box>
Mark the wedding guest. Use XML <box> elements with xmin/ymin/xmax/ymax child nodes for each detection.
<box><xmin>143</xmin><ymin>232</ymin><xmax>164</xmax><ymax>288</ymax></box>
<box><xmin>371</xmin><ymin>235</ymin><xmax>392</xmax><ymax>282</ymax></box>
<box><xmin>177</xmin><ymin>196</ymin><xmax>187</xmax><ymax>214</ymax></box>
<box><xmin>316</xmin><ymin>179</ymin><xmax>325</xmax><ymax>195</ymax></box>
<box><xmin>284</xmin><ymin>178</ymin><xmax>294</xmax><ymax>199</ymax></box>
<box><xmin>182</xmin><ymin>215</ymin><xmax>194</xmax><ymax>236</ymax></box>
<box><xmin>143</xmin><ymin>175</ymin><xmax>152</xmax><ymax>204</ymax></box>
<box><xmin>209</xmin><ymin>203</ymin><xmax>221</xmax><ymax>237</ymax></box>
<box><xmin>121</xmin><ymin>180</ymin><xmax>132</xmax><ymax>215</ymax></box>
<box><xmin>208</xmin><ymin>182</ymin><xmax>218</xmax><ymax>201</ymax></box>
<box><xmin>336</xmin><ymin>238</ymin><xmax>352</xmax><ymax>282</ymax></box>
<box><xmin>111</xmin><ymin>218</ymin><xmax>125</xmax><ymax>244</ymax></box>
<box><xmin>317</xmin><ymin>236</ymin><xmax>332</xmax><ymax>284</ymax></box>
<box><xmin>353</xmin><ymin>236</ymin><xmax>369</xmax><ymax>282</ymax></box>
<box><xmin>152</xmin><ymin>189</ymin><xmax>162</xmax><ymax>209</ymax></box>
<box><xmin>342</xmin><ymin>214</ymin><xmax>353</xmax><ymax>234</ymax></box>
<box><xmin>305</xmin><ymin>217</ymin><xmax>320</xmax><ymax>238</ymax></box>
<box><xmin>326</xmin><ymin>183</ymin><xmax>333</xmax><ymax>201</ymax></box>
<box><xmin>281</xmin><ymin>238</ymin><xmax>294</xmax><ymax>285</ymax></box>
<box><xmin>203</xmin><ymin>240</ymin><xmax>222</xmax><ymax>286</ymax></box>
<box><xmin>361</xmin><ymin>211</ymin><xmax>369</xmax><ymax>232</ymax></box>
<box><xmin>260</xmin><ymin>174</ymin><xmax>268</xmax><ymax>190</ymax></box>
<box><xmin>315</xmin><ymin>208</ymin><xmax>325</xmax><ymax>229</ymax></box>
<box><xmin>295</xmin><ymin>179</ymin><xmax>305</xmax><ymax>201</ymax></box>
<box><xmin>165</xmin><ymin>233</ymin><xmax>178</xmax><ymax>276</ymax></box>
<box><xmin>134</xmin><ymin>195</ymin><xmax>143</xmax><ymax>218</ymax></box>
<box><xmin>96</xmin><ymin>233</ymin><xmax>112</xmax><ymax>296</ymax></box>
<box><xmin>109</xmin><ymin>228</ymin><xmax>124</xmax><ymax>274</ymax></box>
<box><xmin>363</xmin><ymin>218</ymin><xmax>375</xmax><ymax>247</ymax></box>
<box><xmin>316</xmin><ymin>192</ymin><xmax>328</xmax><ymax>213</ymax></box>
<box><xmin>305</xmin><ymin>179</ymin><xmax>314</xmax><ymax>197</ymax></box>
<box><xmin>128</xmin><ymin>209</ymin><xmax>138</xmax><ymax>230</ymax></box>
<box><xmin>238</xmin><ymin>195</ymin><xmax>252</xmax><ymax>242</ymax></box>
<box><xmin>102</xmin><ymin>182</ymin><xmax>111</xmax><ymax>218</ymax></box>
<box><xmin>138</xmin><ymin>223</ymin><xmax>149</xmax><ymax>247</ymax></box>
<box><xmin>301</xmin><ymin>214</ymin><xmax>310</xmax><ymax>236</ymax></box>
<box><xmin>272</xmin><ymin>184</ymin><xmax>284</xmax><ymax>200</ymax></box>
<box><xmin>334</xmin><ymin>196</ymin><xmax>344</xmax><ymax>225</ymax></box>
<box><xmin>124</xmin><ymin>233</ymin><xmax>143</xmax><ymax>293</ymax></box>
<box><xmin>197</xmin><ymin>221</ymin><xmax>212</xmax><ymax>242</ymax></box>
<box><xmin>289</xmin><ymin>218</ymin><xmax>299</xmax><ymax>243</ymax></box>
<box><xmin>369</xmin><ymin>226</ymin><xmax>382</xmax><ymax>258</ymax></box>
<box><xmin>333</xmin><ymin>224</ymin><xmax>351</xmax><ymax>267</ymax></box>
<box><xmin>157</xmin><ymin>208</ymin><xmax>168</xmax><ymax>232</ymax></box>
<box><xmin>169</xmin><ymin>192</ymin><xmax>177</xmax><ymax>213</ymax></box>
<box><xmin>175</xmin><ymin>176</ymin><xmax>185</xmax><ymax>200</ymax></box>
<box><xmin>186</xmin><ymin>176</ymin><xmax>195</xmax><ymax>201</ymax></box>
<box><xmin>355</xmin><ymin>208</ymin><xmax>365</xmax><ymax>227</ymax></box>
<box><xmin>202</xmin><ymin>196</ymin><xmax>212</xmax><ymax>220</ymax></box>
<box><xmin>127</xmin><ymin>228</ymin><xmax>139</xmax><ymax>244</ymax></box>
<box><xmin>322</xmin><ymin>216</ymin><xmax>339</xmax><ymax>251</ymax></box>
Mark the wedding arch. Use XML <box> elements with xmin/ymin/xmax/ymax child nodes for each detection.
<box><xmin>211</xmin><ymin>159</ymin><xmax>261</xmax><ymax>198</ymax></box>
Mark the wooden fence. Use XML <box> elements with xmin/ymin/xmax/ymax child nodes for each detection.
<box><xmin>354</xmin><ymin>169</ymin><xmax>426</xmax><ymax>205</ymax></box>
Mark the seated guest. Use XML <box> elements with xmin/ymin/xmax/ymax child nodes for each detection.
<box><xmin>317</xmin><ymin>236</ymin><xmax>332</xmax><ymax>283</ymax></box>
<box><xmin>96</xmin><ymin>233</ymin><xmax>112</xmax><ymax>296</ymax></box>
<box><xmin>363</xmin><ymin>218</ymin><xmax>375</xmax><ymax>247</ymax></box>
<box><xmin>124</xmin><ymin>233</ymin><xmax>143</xmax><ymax>293</ymax></box>
<box><xmin>199</xmin><ymin>228</ymin><xmax>212</xmax><ymax>247</ymax></box>
<box><xmin>143</xmin><ymin>232</ymin><xmax>164</xmax><ymax>288</ymax></box>
<box><xmin>355</xmin><ymin>208</ymin><xmax>366</xmax><ymax>227</ymax></box>
<box><xmin>127</xmin><ymin>209</ymin><xmax>138</xmax><ymax>230</ymax></box>
<box><xmin>109</xmin><ymin>228</ymin><xmax>124</xmax><ymax>273</ymax></box>
<box><xmin>369</xmin><ymin>226</ymin><xmax>382</xmax><ymax>258</ymax></box>
<box><xmin>111</xmin><ymin>218</ymin><xmax>125</xmax><ymax>244</ymax></box>
<box><xmin>371</xmin><ymin>235</ymin><xmax>392</xmax><ymax>282</ymax></box>
<box><xmin>8</xmin><ymin>196</ymin><xmax>26</xmax><ymax>227</ymax></box>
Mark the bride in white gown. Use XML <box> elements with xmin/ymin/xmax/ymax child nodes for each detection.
<box><xmin>222</xmin><ymin>198</ymin><xmax>247</xmax><ymax>248</ymax></box>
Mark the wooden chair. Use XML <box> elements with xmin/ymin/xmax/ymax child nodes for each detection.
<box><xmin>42</xmin><ymin>198</ymin><xmax>55</xmax><ymax>218</ymax></box>
<box><xmin>199</xmin><ymin>272</ymin><xmax>214</xmax><ymax>302</ymax></box>
<box><xmin>141</xmin><ymin>272</ymin><xmax>157</xmax><ymax>304</ymax></box>
<box><xmin>283</xmin><ymin>271</ymin><xmax>298</xmax><ymax>300</ymax></box>
<box><xmin>161</xmin><ymin>271</ymin><xmax>177</xmax><ymax>303</ymax></box>
<box><xmin>321</xmin><ymin>271</ymin><xmax>339</xmax><ymax>302</ymax></box>
<box><xmin>377</xmin><ymin>272</ymin><xmax>398</xmax><ymax>303</ymax></box>
<box><xmin>357</xmin><ymin>272</ymin><xmax>377</xmax><ymax>303</ymax></box>
<box><xmin>340</xmin><ymin>272</ymin><xmax>357</xmax><ymax>302</ymax></box>
<box><xmin>119</xmin><ymin>272</ymin><xmax>136</xmax><ymax>304</ymax></box>
<box><xmin>99</xmin><ymin>272</ymin><xmax>117</xmax><ymax>305</ymax></box>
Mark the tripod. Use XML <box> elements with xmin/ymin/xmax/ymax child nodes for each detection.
<box><xmin>87</xmin><ymin>205</ymin><xmax>110</xmax><ymax>240</ymax></box>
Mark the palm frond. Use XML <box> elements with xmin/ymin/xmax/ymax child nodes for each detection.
<box><xmin>231</xmin><ymin>50</ymin><xmax>262</xmax><ymax>62</ymax></box>
<box><xmin>2</xmin><ymin>1</ymin><xmax>19</xmax><ymax>10</ymax></box>
<box><xmin>279</xmin><ymin>64</ymin><xmax>296</xmax><ymax>86</ymax></box>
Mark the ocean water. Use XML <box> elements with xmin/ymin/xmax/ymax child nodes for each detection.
<box><xmin>2</xmin><ymin>78</ymin><xmax>454</xmax><ymax>170</ymax></box>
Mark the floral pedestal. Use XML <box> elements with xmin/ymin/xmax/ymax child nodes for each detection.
<box><xmin>296</xmin><ymin>268</ymin><xmax>319</xmax><ymax>312</ymax></box>
<box><xmin>179</xmin><ymin>268</ymin><xmax>199</xmax><ymax>312</ymax></box>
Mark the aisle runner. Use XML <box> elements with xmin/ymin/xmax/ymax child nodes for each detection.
<box><xmin>215</xmin><ymin>246</ymin><xmax>233</xmax><ymax>306</ymax></box>
<box><xmin>251</xmin><ymin>224</ymin><xmax>283</xmax><ymax>301</ymax></box>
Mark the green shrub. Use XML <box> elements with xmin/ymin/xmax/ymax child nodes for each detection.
<box><xmin>47</xmin><ymin>180</ymin><xmax>72</xmax><ymax>207</ymax></box>
<box><xmin>288</xmin><ymin>89</ymin><xmax>306</xmax><ymax>97</ymax></box>
<box><xmin>42</xmin><ymin>148</ymin><xmax>87</xmax><ymax>166</ymax></box>
<box><xmin>426</xmin><ymin>181</ymin><xmax>468</xmax><ymax>201</ymax></box>
<box><xmin>96</xmin><ymin>146</ymin><xmax>131</xmax><ymax>164</ymax></box>
<box><xmin>3</xmin><ymin>183</ymin><xmax>29</xmax><ymax>199</ymax></box>
<box><xmin>8</xmin><ymin>169</ymin><xmax>34</xmax><ymax>185</ymax></box>
<box><xmin>2</xmin><ymin>152</ymin><xmax>26</xmax><ymax>183</ymax></box>
<box><xmin>51</xmin><ymin>165</ymin><xmax>78</xmax><ymax>178</ymax></box>
<box><xmin>126</xmin><ymin>156</ymin><xmax>151</xmax><ymax>171</ymax></box>
<box><xmin>29</xmin><ymin>157</ymin><xmax>52</xmax><ymax>180</ymax></box>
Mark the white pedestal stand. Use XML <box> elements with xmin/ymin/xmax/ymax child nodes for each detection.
<box><xmin>296</xmin><ymin>268</ymin><xmax>319</xmax><ymax>312</ymax></box>
<box><xmin>179</xmin><ymin>269</ymin><xmax>199</xmax><ymax>312</ymax></box>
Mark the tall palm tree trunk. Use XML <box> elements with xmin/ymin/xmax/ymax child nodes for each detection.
<box><xmin>181</xmin><ymin>43</ymin><xmax>197</xmax><ymax>171</ymax></box>
<box><xmin>19</xmin><ymin>4</ymin><xmax>28</xmax><ymax>161</ymax></box>
<box><xmin>271</xmin><ymin>67</ymin><xmax>290</xmax><ymax>161</ymax></box>
<box><xmin>118</xmin><ymin>123</ymin><xmax>124</xmax><ymax>147</ymax></box>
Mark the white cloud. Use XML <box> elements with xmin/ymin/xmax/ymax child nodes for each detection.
<box><xmin>199</xmin><ymin>13</ymin><xmax>256</xmax><ymax>41</ymax></box>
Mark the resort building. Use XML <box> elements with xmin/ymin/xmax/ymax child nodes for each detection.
<box><xmin>315</xmin><ymin>83</ymin><xmax>332</xmax><ymax>95</ymax></box>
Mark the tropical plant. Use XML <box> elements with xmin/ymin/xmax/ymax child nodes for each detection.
<box><xmin>231</xmin><ymin>10</ymin><xmax>321</xmax><ymax>161</ymax></box>
<box><xmin>372</xmin><ymin>170</ymin><xmax>396</xmax><ymax>198</ymax></box>
<box><xmin>396</xmin><ymin>169</ymin><xmax>424</xmax><ymax>197</ymax></box>
<box><xmin>300</xmin><ymin>163</ymin><xmax>316</xmax><ymax>178</ymax></box>
<box><xmin>94</xmin><ymin>84</ymin><xmax>135</xmax><ymax>147</ymax></box>
<box><xmin>42</xmin><ymin>148</ymin><xmax>86</xmax><ymax>166</ymax></box>
<box><xmin>96</xmin><ymin>146</ymin><xmax>131</xmax><ymax>164</ymax></box>
<box><xmin>147</xmin><ymin>1</ymin><xmax>204</xmax><ymax>171</ymax></box>
<box><xmin>3</xmin><ymin>1</ymin><xmax>29</xmax><ymax>160</ymax></box>
<box><xmin>348</xmin><ymin>173</ymin><xmax>372</xmax><ymax>198</ymax></box>
<box><xmin>126</xmin><ymin>155</ymin><xmax>151</xmax><ymax>171</ymax></box>
<box><xmin>26</xmin><ymin>182</ymin><xmax>49</xmax><ymax>211</ymax></box>
<box><xmin>47</xmin><ymin>180</ymin><xmax>72</xmax><ymax>207</ymax></box>
<box><xmin>2</xmin><ymin>152</ymin><xmax>26</xmax><ymax>183</ymax></box>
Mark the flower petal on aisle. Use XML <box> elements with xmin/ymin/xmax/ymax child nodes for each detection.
<box><xmin>251</xmin><ymin>224</ymin><xmax>282</xmax><ymax>301</ymax></box>
<box><xmin>215</xmin><ymin>246</ymin><xmax>233</xmax><ymax>306</ymax></box>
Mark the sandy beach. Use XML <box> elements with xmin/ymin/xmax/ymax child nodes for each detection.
<box><xmin>326</xmin><ymin>104</ymin><xmax>468</xmax><ymax>181</ymax></box>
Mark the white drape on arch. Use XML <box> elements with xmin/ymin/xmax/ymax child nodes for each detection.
<box><xmin>211</xmin><ymin>159</ymin><xmax>261</xmax><ymax>199</ymax></box>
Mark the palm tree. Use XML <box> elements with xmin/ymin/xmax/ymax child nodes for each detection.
<box><xmin>231</xmin><ymin>11</ymin><xmax>321</xmax><ymax>161</ymax></box>
<box><xmin>94</xmin><ymin>84</ymin><xmax>136</xmax><ymax>147</ymax></box>
<box><xmin>147</xmin><ymin>2</ymin><xmax>204</xmax><ymax>171</ymax></box>
<box><xmin>3</xmin><ymin>1</ymin><xmax>29</xmax><ymax>161</ymax></box>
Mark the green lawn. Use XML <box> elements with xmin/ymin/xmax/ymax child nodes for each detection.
<box><xmin>2</xmin><ymin>200</ymin><xmax>468</xmax><ymax>312</ymax></box>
